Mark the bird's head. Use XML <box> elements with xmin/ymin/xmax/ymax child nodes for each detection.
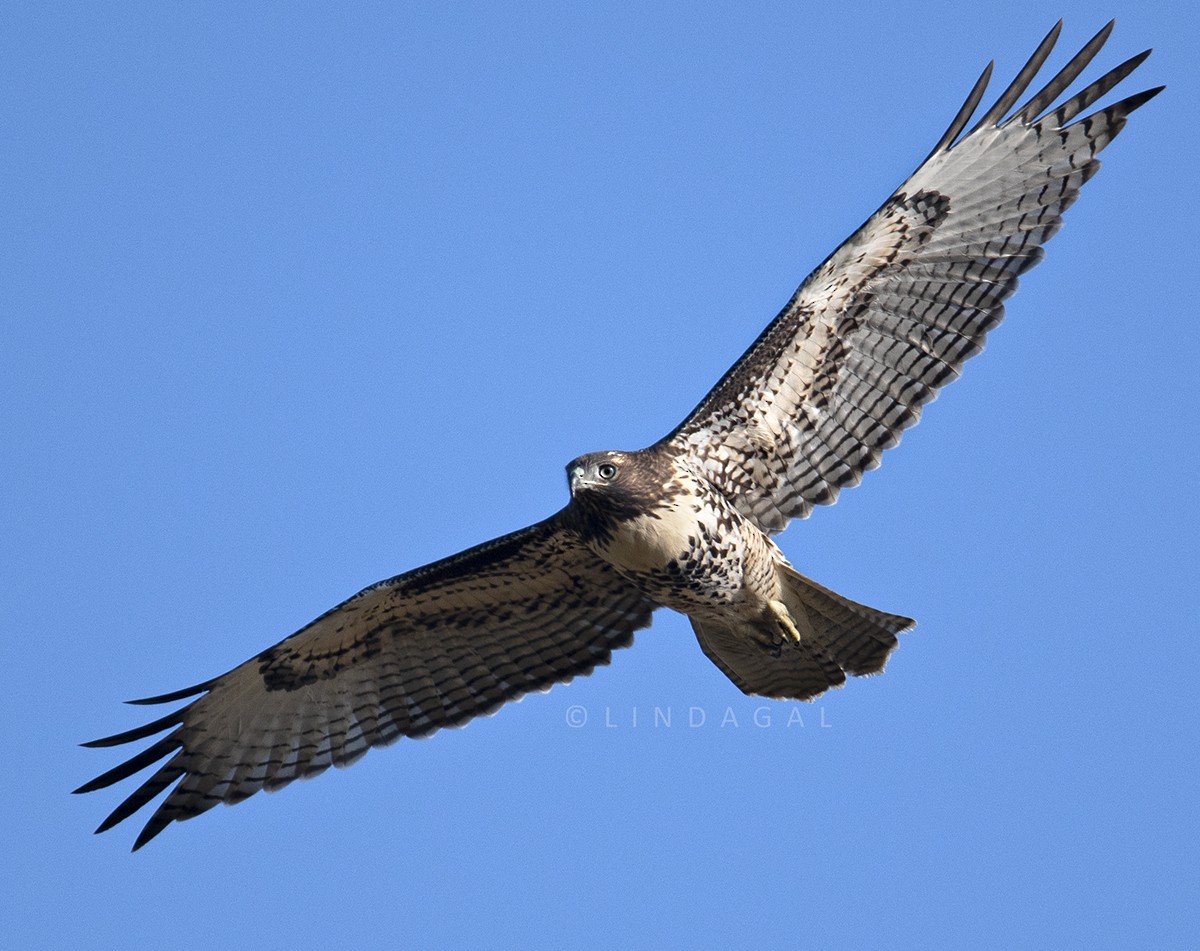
<box><xmin>564</xmin><ymin>448</ymin><xmax>680</xmax><ymax>541</ymax></box>
<box><xmin>564</xmin><ymin>449</ymin><xmax>657</xmax><ymax>544</ymax></box>
<box><xmin>566</xmin><ymin>450</ymin><xmax>631</xmax><ymax>497</ymax></box>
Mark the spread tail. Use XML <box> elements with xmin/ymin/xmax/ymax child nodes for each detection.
<box><xmin>692</xmin><ymin>566</ymin><xmax>914</xmax><ymax>701</ymax></box>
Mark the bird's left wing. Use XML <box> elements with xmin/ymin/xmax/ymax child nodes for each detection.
<box><xmin>76</xmin><ymin>514</ymin><xmax>655</xmax><ymax>850</ymax></box>
<box><xmin>660</xmin><ymin>22</ymin><xmax>1161</xmax><ymax>534</ymax></box>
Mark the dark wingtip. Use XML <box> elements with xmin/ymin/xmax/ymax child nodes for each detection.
<box><xmin>84</xmin><ymin>756</ymin><xmax>186</xmax><ymax>849</ymax></box>
<box><xmin>130</xmin><ymin>803</ymin><xmax>178</xmax><ymax>851</ymax></box>
<box><xmin>1126</xmin><ymin>48</ymin><xmax>1153</xmax><ymax>72</ymax></box>
<box><xmin>968</xmin><ymin>19</ymin><xmax>1065</xmax><ymax>134</ymax></box>
<box><xmin>74</xmin><ymin>735</ymin><xmax>180</xmax><ymax>794</ymax></box>
<box><xmin>1110</xmin><ymin>85</ymin><xmax>1167</xmax><ymax>119</ymax></box>
<box><xmin>125</xmin><ymin>679</ymin><xmax>213</xmax><ymax>705</ymax></box>
<box><xmin>80</xmin><ymin>709</ymin><xmax>184</xmax><ymax>749</ymax></box>
<box><xmin>1043</xmin><ymin>19</ymin><xmax>1065</xmax><ymax>52</ymax></box>
<box><xmin>131</xmin><ymin>825</ymin><xmax>161</xmax><ymax>852</ymax></box>
<box><xmin>924</xmin><ymin>60</ymin><xmax>994</xmax><ymax>160</ymax></box>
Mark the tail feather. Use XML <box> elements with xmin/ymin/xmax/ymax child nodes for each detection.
<box><xmin>691</xmin><ymin>568</ymin><xmax>913</xmax><ymax>701</ymax></box>
<box><xmin>778</xmin><ymin>564</ymin><xmax>914</xmax><ymax>676</ymax></box>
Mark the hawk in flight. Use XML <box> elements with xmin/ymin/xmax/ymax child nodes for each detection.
<box><xmin>79</xmin><ymin>22</ymin><xmax>1161</xmax><ymax>849</ymax></box>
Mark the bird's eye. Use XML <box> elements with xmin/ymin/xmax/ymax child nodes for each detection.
<box><xmin>597</xmin><ymin>463</ymin><xmax>618</xmax><ymax>480</ymax></box>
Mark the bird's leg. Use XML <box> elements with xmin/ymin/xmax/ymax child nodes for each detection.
<box><xmin>767</xmin><ymin>600</ymin><xmax>804</xmax><ymax>646</ymax></box>
<box><xmin>742</xmin><ymin>602</ymin><xmax>804</xmax><ymax>657</ymax></box>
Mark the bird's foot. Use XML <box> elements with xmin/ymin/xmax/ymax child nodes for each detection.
<box><xmin>767</xmin><ymin>600</ymin><xmax>803</xmax><ymax>646</ymax></box>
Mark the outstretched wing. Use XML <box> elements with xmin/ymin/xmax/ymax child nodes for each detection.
<box><xmin>661</xmin><ymin>22</ymin><xmax>1162</xmax><ymax>534</ymax></box>
<box><xmin>76</xmin><ymin>515</ymin><xmax>656</xmax><ymax>850</ymax></box>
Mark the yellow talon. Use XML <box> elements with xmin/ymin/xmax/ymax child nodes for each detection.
<box><xmin>768</xmin><ymin>600</ymin><xmax>803</xmax><ymax>645</ymax></box>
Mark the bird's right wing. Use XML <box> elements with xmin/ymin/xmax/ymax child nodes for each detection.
<box><xmin>76</xmin><ymin>513</ymin><xmax>656</xmax><ymax>850</ymax></box>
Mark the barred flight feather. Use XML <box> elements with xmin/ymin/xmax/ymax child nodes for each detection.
<box><xmin>663</xmin><ymin>21</ymin><xmax>1161</xmax><ymax>535</ymax></box>
<box><xmin>77</xmin><ymin>517</ymin><xmax>655</xmax><ymax>850</ymax></box>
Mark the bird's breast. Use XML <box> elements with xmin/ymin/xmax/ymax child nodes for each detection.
<box><xmin>593</xmin><ymin>498</ymin><xmax>711</xmax><ymax>574</ymax></box>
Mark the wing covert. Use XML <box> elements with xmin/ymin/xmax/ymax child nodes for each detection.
<box><xmin>661</xmin><ymin>22</ymin><xmax>1161</xmax><ymax>534</ymax></box>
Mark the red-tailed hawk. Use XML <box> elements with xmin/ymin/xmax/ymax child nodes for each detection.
<box><xmin>78</xmin><ymin>22</ymin><xmax>1161</xmax><ymax>850</ymax></box>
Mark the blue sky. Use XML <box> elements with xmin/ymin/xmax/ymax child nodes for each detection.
<box><xmin>4</xmin><ymin>2</ymin><xmax>1197</xmax><ymax>948</ymax></box>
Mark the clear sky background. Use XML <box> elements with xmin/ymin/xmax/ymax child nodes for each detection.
<box><xmin>4</xmin><ymin>2</ymin><xmax>1197</xmax><ymax>949</ymax></box>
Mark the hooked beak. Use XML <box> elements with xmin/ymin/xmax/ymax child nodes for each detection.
<box><xmin>569</xmin><ymin>465</ymin><xmax>591</xmax><ymax>495</ymax></box>
<box><xmin>568</xmin><ymin>463</ymin><xmax>597</xmax><ymax>497</ymax></box>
